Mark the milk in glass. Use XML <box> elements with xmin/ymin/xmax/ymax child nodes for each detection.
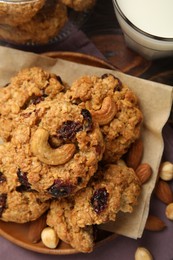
<box><xmin>113</xmin><ymin>0</ymin><xmax>173</xmax><ymax>59</ymax></box>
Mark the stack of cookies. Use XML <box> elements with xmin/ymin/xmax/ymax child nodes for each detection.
<box><xmin>0</xmin><ymin>67</ymin><xmax>143</xmax><ymax>252</ymax></box>
<box><xmin>0</xmin><ymin>0</ymin><xmax>96</xmax><ymax>44</ymax></box>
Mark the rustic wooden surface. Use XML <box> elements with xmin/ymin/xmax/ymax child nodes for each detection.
<box><xmin>82</xmin><ymin>0</ymin><xmax>173</xmax><ymax>86</ymax></box>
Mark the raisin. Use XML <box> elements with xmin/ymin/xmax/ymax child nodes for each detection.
<box><xmin>16</xmin><ymin>168</ymin><xmax>31</xmax><ymax>192</ymax></box>
<box><xmin>48</xmin><ymin>179</ymin><xmax>74</xmax><ymax>198</ymax></box>
<box><xmin>57</xmin><ymin>120</ymin><xmax>83</xmax><ymax>142</ymax></box>
<box><xmin>101</xmin><ymin>73</ymin><xmax>122</xmax><ymax>91</ymax></box>
<box><xmin>91</xmin><ymin>188</ymin><xmax>109</xmax><ymax>214</ymax></box>
<box><xmin>0</xmin><ymin>193</ymin><xmax>7</xmax><ymax>217</ymax></box>
<box><xmin>0</xmin><ymin>172</ymin><xmax>6</xmax><ymax>184</ymax></box>
<box><xmin>56</xmin><ymin>110</ymin><xmax>92</xmax><ymax>142</ymax></box>
<box><xmin>81</xmin><ymin>109</ymin><xmax>93</xmax><ymax>131</ymax></box>
<box><xmin>31</xmin><ymin>95</ymin><xmax>45</xmax><ymax>105</ymax></box>
<box><xmin>56</xmin><ymin>75</ymin><xmax>63</xmax><ymax>85</ymax></box>
<box><xmin>22</xmin><ymin>93</ymin><xmax>48</xmax><ymax>109</ymax></box>
<box><xmin>77</xmin><ymin>177</ymin><xmax>83</xmax><ymax>185</ymax></box>
<box><xmin>36</xmin><ymin>198</ymin><xmax>42</xmax><ymax>205</ymax></box>
<box><xmin>114</xmin><ymin>78</ymin><xmax>122</xmax><ymax>91</ymax></box>
<box><xmin>3</xmin><ymin>82</ymin><xmax>10</xmax><ymax>88</ymax></box>
<box><xmin>101</xmin><ymin>73</ymin><xmax>110</xmax><ymax>79</ymax></box>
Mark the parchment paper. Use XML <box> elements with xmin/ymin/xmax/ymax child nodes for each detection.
<box><xmin>0</xmin><ymin>46</ymin><xmax>172</xmax><ymax>239</ymax></box>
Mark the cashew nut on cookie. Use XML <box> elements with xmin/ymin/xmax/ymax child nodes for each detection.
<box><xmin>90</xmin><ymin>96</ymin><xmax>117</xmax><ymax>125</ymax></box>
<box><xmin>31</xmin><ymin>128</ymin><xmax>76</xmax><ymax>165</ymax></box>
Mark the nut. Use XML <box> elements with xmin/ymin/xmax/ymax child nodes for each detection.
<box><xmin>145</xmin><ymin>215</ymin><xmax>166</xmax><ymax>231</ymax></box>
<box><xmin>165</xmin><ymin>203</ymin><xmax>173</xmax><ymax>220</ymax></box>
<box><xmin>135</xmin><ymin>247</ymin><xmax>153</xmax><ymax>260</ymax></box>
<box><xmin>90</xmin><ymin>96</ymin><xmax>117</xmax><ymax>125</ymax></box>
<box><xmin>41</xmin><ymin>227</ymin><xmax>59</xmax><ymax>249</ymax></box>
<box><xmin>31</xmin><ymin>128</ymin><xmax>76</xmax><ymax>165</ymax></box>
<box><xmin>159</xmin><ymin>161</ymin><xmax>173</xmax><ymax>181</ymax></box>
<box><xmin>116</xmin><ymin>159</ymin><xmax>127</xmax><ymax>166</ymax></box>
<box><xmin>126</xmin><ymin>138</ymin><xmax>143</xmax><ymax>170</ymax></box>
<box><xmin>135</xmin><ymin>163</ymin><xmax>152</xmax><ymax>184</ymax></box>
<box><xmin>154</xmin><ymin>180</ymin><xmax>173</xmax><ymax>204</ymax></box>
<box><xmin>28</xmin><ymin>213</ymin><xmax>47</xmax><ymax>243</ymax></box>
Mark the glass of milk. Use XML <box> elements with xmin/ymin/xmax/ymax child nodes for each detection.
<box><xmin>112</xmin><ymin>0</ymin><xmax>173</xmax><ymax>59</ymax></box>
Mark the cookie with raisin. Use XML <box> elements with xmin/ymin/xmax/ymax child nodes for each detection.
<box><xmin>0</xmin><ymin>67</ymin><xmax>67</xmax><ymax>141</ymax></box>
<box><xmin>66</xmin><ymin>74</ymin><xmax>143</xmax><ymax>163</ymax></box>
<box><xmin>47</xmin><ymin>198</ymin><xmax>94</xmax><ymax>253</ymax></box>
<box><xmin>0</xmin><ymin>142</ymin><xmax>50</xmax><ymax>223</ymax></box>
<box><xmin>8</xmin><ymin>98</ymin><xmax>105</xmax><ymax>198</ymax></box>
<box><xmin>71</xmin><ymin>164</ymin><xmax>141</xmax><ymax>227</ymax></box>
<box><xmin>46</xmin><ymin>164</ymin><xmax>141</xmax><ymax>251</ymax></box>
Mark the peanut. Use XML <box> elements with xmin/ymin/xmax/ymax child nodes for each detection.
<box><xmin>165</xmin><ymin>203</ymin><xmax>173</xmax><ymax>220</ymax></box>
<box><xmin>41</xmin><ymin>227</ymin><xmax>59</xmax><ymax>249</ymax></box>
<box><xmin>159</xmin><ymin>161</ymin><xmax>173</xmax><ymax>181</ymax></box>
<box><xmin>135</xmin><ymin>247</ymin><xmax>153</xmax><ymax>260</ymax></box>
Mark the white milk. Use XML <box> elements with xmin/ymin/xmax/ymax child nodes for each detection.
<box><xmin>113</xmin><ymin>0</ymin><xmax>173</xmax><ymax>59</ymax></box>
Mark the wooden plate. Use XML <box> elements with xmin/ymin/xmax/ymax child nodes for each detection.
<box><xmin>42</xmin><ymin>51</ymin><xmax>118</xmax><ymax>70</ymax></box>
<box><xmin>0</xmin><ymin>51</ymin><xmax>118</xmax><ymax>255</ymax></box>
<box><xmin>0</xmin><ymin>219</ymin><xmax>117</xmax><ymax>255</ymax></box>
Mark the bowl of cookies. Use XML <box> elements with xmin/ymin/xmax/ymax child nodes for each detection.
<box><xmin>0</xmin><ymin>0</ymin><xmax>96</xmax><ymax>46</ymax></box>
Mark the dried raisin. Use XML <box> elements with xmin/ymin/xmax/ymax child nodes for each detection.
<box><xmin>16</xmin><ymin>168</ymin><xmax>31</xmax><ymax>192</ymax></box>
<box><xmin>81</xmin><ymin>109</ymin><xmax>93</xmax><ymax>131</ymax></box>
<box><xmin>57</xmin><ymin>120</ymin><xmax>82</xmax><ymax>142</ymax></box>
<box><xmin>48</xmin><ymin>179</ymin><xmax>74</xmax><ymax>198</ymax></box>
<box><xmin>91</xmin><ymin>188</ymin><xmax>109</xmax><ymax>214</ymax></box>
<box><xmin>0</xmin><ymin>172</ymin><xmax>6</xmax><ymax>184</ymax></box>
<box><xmin>101</xmin><ymin>73</ymin><xmax>122</xmax><ymax>91</ymax></box>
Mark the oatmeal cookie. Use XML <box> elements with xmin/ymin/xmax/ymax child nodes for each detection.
<box><xmin>8</xmin><ymin>99</ymin><xmax>105</xmax><ymax>198</ymax></box>
<box><xmin>66</xmin><ymin>74</ymin><xmax>143</xmax><ymax>163</ymax></box>
<box><xmin>60</xmin><ymin>0</ymin><xmax>96</xmax><ymax>11</ymax></box>
<box><xmin>0</xmin><ymin>1</ymin><xmax>67</xmax><ymax>44</ymax></box>
<box><xmin>47</xmin><ymin>198</ymin><xmax>94</xmax><ymax>253</ymax></box>
<box><xmin>71</xmin><ymin>164</ymin><xmax>141</xmax><ymax>227</ymax></box>
<box><xmin>0</xmin><ymin>67</ymin><xmax>67</xmax><ymax>141</ymax></box>
<box><xmin>0</xmin><ymin>142</ymin><xmax>50</xmax><ymax>223</ymax></box>
<box><xmin>0</xmin><ymin>0</ymin><xmax>45</xmax><ymax>26</ymax></box>
<box><xmin>46</xmin><ymin>164</ymin><xmax>141</xmax><ymax>251</ymax></box>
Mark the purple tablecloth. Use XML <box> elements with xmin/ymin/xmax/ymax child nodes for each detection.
<box><xmin>0</xmin><ymin>24</ymin><xmax>173</xmax><ymax>260</ymax></box>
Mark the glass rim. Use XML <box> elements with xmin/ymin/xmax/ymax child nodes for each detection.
<box><xmin>113</xmin><ymin>0</ymin><xmax>173</xmax><ymax>42</ymax></box>
<box><xmin>0</xmin><ymin>0</ymin><xmax>38</xmax><ymax>3</ymax></box>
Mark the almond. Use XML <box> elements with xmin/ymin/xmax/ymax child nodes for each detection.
<box><xmin>145</xmin><ymin>215</ymin><xmax>166</xmax><ymax>231</ymax></box>
<box><xmin>154</xmin><ymin>180</ymin><xmax>173</xmax><ymax>204</ymax></box>
<box><xmin>135</xmin><ymin>163</ymin><xmax>152</xmax><ymax>184</ymax></box>
<box><xmin>126</xmin><ymin>138</ymin><xmax>143</xmax><ymax>170</ymax></box>
<box><xmin>28</xmin><ymin>213</ymin><xmax>47</xmax><ymax>243</ymax></box>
